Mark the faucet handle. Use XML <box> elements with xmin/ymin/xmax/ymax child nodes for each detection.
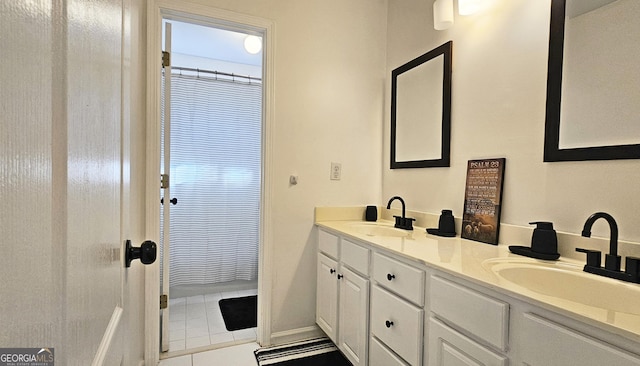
<box><xmin>576</xmin><ymin>248</ymin><xmax>601</xmax><ymax>268</ymax></box>
<box><xmin>604</xmin><ymin>253</ymin><xmax>622</xmax><ymax>272</ymax></box>
<box><xmin>393</xmin><ymin>216</ymin><xmax>415</xmax><ymax>230</ymax></box>
<box><xmin>625</xmin><ymin>257</ymin><xmax>640</xmax><ymax>279</ymax></box>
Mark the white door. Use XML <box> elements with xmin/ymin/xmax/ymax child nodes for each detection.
<box><xmin>0</xmin><ymin>1</ymin><xmax>130</xmax><ymax>364</ymax></box>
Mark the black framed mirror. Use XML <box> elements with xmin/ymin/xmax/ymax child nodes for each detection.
<box><xmin>544</xmin><ymin>0</ymin><xmax>640</xmax><ymax>162</ymax></box>
<box><xmin>391</xmin><ymin>41</ymin><xmax>452</xmax><ymax>169</ymax></box>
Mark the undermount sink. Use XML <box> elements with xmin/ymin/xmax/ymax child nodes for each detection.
<box><xmin>348</xmin><ymin>222</ymin><xmax>409</xmax><ymax>238</ymax></box>
<box><xmin>483</xmin><ymin>258</ymin><xmax>640</xmax><ymax>315</ymax></box>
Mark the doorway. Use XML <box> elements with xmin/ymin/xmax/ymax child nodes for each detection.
<box><xmin>146</xmin><ymin>4</ymin><xmax>274</xmax><ymax>363</ymax></box>
<box><xmin>161</xmin><ymin>19</ymin><xmax>263</xmax><ymax>354</ymax></box>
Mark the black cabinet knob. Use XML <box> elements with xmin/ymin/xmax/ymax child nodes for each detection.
<box><xmin>387</xmin><ymin>273</ymin><xmax>395</xmax><ymax>281</ymax></box>
<box><xmin>385</xmin><ymin>320</ymin><xmax>394</xmax><ymax>328</ymax></box>
<box><xmin>330</xmin><ymin>268</ymin><xmax>336</xmax><ymax>274</ymax></box>
<box><xmin>337</xmin><ymin>274</ymin><xmax>343</xmax><ymax>279</ymax></box>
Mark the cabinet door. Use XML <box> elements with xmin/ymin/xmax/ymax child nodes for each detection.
<box><xmin>317</xmin><ymin>253</ymin><xmax>339</xmax><ymax>342</ymax></box>
<box><xmin>429</xmin><ymin>318</ymin><xmax>507</xmax><ymax>366</ymax></box>
<box><xmin>339</xmin><ymin>266</ymin><xmax>370</xmax><ymax>366</ymax></box>
<box><xmin>521</xmin><ymin>313</ymin><xmax>640</xmax><ymax>366</ymax></box>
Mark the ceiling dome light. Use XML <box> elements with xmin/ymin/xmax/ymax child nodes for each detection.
<box><xmin>244</xmin><ymin>35</ymin><xmax>262</xmax><ymax>55</ymax></box>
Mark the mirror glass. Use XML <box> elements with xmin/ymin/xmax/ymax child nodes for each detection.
<box><xmin>544</xmin><ymin>0</ymin><xmax>640</xmax><ymax>161</ymax></box>
<box><xmin>391</xmin><ymin>41</ymin><xmax>452</xmax><ymax>168</ymax></box>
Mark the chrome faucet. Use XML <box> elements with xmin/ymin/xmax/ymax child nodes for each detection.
<box><xmin>386</xmin><ymin>196</ymin><xmax>415</xmax><ymax>230</ymax></box>
<box><xmin>576</xmin><ymin>212</ymin><xmax>640</xmax><ymax>284</ymax></box>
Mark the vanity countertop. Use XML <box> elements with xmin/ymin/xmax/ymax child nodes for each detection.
<box><xmin>316</xmin><ymin>219</ymin><xmax>640</xmax><ymax>344</ymax></box>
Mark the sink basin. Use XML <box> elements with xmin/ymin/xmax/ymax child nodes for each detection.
<box><xmin>483</xmin><ymin>258</ymin><xmax>640</xmax><ymax>315</ymax></box>
<box><xmin>348</xmin><ymin>222</ymin><xmax>409</xmax><ymax>238</ymax></box>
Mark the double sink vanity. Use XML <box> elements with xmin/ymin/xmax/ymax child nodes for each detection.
<box><xmin>314</xmin><ymin>207</ymin><xmax>640</xmax><ymax>366</ymax></box>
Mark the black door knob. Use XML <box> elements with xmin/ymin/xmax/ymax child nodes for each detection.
<box><xmin>161</xmin><ymin>197</ymin><xmax>178</xmax><ymax>205</ymax></box>
<box><xmin>125</xmin><ymin>240</ymin><xmax>157</xmax><ymax>267</ymax></box>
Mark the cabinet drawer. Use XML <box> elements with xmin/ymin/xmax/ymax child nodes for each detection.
<box><xmin>341</xmin><ymin>238</ymin><xmax>370</xmax><ymax>275</ymax></box>
<box><xmin>430</xmin><ymin>275</ymin><xmax>509</xmax><ymax>351</ymax></box>
<box><xmin>372</xmin><ymin>252</ymin><xmax>425</xmax><ymax>306</ymax></box>
<box><xmin>369</xmin><ymin>336</ymin><xmax>409</xmax><ymax>366</ymax></box>
<box><xmin>370</xmin><ymin>285</ymin><xmax>423</xmax><ymax>366</ymax></box>
<box><xmin>521</xmin><ymin>313</ymin><xmax>640</xmax><ymax>366</ymax></box>
<box><xmin>428</xmin><ymin>317</ymin><xmax>507</xmax><ymax>366</ymax></box>
<box><xmin>318</xmin><ymin>229</ymin><xmax>339</xmax><ymax>259</ymax></box>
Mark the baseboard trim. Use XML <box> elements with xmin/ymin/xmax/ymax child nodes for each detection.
<box><xmin>269</xmin><ymin>325</ymin><xmax>324</xmax><ymax>346</ymax></box>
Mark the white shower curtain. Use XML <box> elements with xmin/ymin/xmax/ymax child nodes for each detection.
<box><xmin>167</xmin><ymin>73</ymin><xmax>261</xmax><ymax>288</ymax></box>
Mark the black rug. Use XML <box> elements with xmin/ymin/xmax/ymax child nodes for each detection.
<box><xmin>218</xmin><ymin>295</ymin><xmax>257</xmax><ymax>331</ymax></box>
<box><xmin>254</xmin><ymin>338</ymin><xmax>352</xmax><ymax>366</ymax></box>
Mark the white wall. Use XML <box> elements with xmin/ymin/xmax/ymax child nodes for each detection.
<box><xmin>384</xmin><ymin>0</ymin><xmax>640</xmax><ymax>243</ymax></box>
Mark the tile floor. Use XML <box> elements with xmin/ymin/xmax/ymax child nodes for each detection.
<box><xmin>159</xmin><ymin>342</ymin><xmax>259</xmax><ymax>366</ymax></box>
<box><xmin>168</xmin><ymin>288</ymin><xmax>258</xmax><ymax>352</ymax></box>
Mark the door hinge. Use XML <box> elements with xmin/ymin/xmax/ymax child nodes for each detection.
<box><xmin>160</xmin><ymin>294</ymin><xmax>168</xmax><ymax>309</ymax></box>
<box><xmin>162</xmin><ymin>51</ymin><xmax>170</xmax><ymax>68</ymax></box>
<box><xmin>160</xmin><ymin>174</ymin><xmax>169</xmax><ymax>189</ymax></box>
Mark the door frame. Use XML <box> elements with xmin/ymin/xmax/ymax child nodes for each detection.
<box><xmin>145</xmin><ymin>1</ymin><xmax>275</xmax><ymax>363</ymax></box>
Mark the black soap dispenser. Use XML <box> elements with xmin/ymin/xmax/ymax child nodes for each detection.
<box><xmin>509</xmin><ymin>221</ymin><xmax>560</xmax><ymax>260</ymax></box>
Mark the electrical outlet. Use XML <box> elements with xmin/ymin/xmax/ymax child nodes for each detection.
<box><xmin>331</xmin><ymin>162</ymin><xmax>341</xmax><ymax>180</ymax></box>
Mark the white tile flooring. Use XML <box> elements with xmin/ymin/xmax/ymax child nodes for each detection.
<box><xmin>159</xmin><ymin>342</ymin><xmax>259</xmax><ymax>366</ymax></box>
<box><xmin>168</xmin><ymin>289</ymin><xmax>258</xmax><ymax>352</ymax></box>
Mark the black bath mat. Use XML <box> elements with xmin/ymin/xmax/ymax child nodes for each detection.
<box><xmin>219</xmin><ymin>295</ymin><xmax>257</xmax><ymax>331</ymax></box>
<box><xmin>254</xmin><ymin>338</ymin><xmax>352</xmax><ymax>366</ymax></box>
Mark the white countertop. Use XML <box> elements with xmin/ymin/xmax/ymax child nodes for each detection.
<box><xmin>316</xmin><ymin>219</ymin><xmax>640</xmax><ymax>344</ymax></box>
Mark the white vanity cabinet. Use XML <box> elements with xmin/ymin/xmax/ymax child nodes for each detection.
<box><xmin>316</xmin><ymin>224</ymin><xmax>640</xmax><ymax>366</ymax></box>
<box><xmin>316</xmin><ymin>229</ymin><xmax>370</xmax><ymax>366</ymax></box>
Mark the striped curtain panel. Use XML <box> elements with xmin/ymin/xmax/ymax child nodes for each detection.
<box><xmin>167</xmin><ymin>73</ymin><xmax>262</xmax><ymax>287</ymax></box>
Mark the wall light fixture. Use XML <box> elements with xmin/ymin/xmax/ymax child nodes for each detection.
<box><xmin>433</xmin><ymin>0</ymin><xmax>454</xmax><ymax>30</ymax></box>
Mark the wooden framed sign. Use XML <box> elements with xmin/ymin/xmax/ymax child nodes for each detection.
<box><xmin>461</xmin><ymin>158</ymin><xmax>506</xmax><ymax>245</ymax></box>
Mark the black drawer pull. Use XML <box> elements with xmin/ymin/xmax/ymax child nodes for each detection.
<box><xmin>387</xmin><ymin>273</ymin><xmax>395</xmax><ymax>281</ymax></box>
<box><xmin>330</xmin><ymin>268</ymin><xmax>336</xmax><ymax>274</ymax></box>
<box><xmin>385</xmin><ymin>320</ymin><xmax>394</xmax><ymax>328</ymax></box>
<box><xmin>337</xmin><ymin>274</ymin><xmax>343</xmax><ymax>279</ymax></box>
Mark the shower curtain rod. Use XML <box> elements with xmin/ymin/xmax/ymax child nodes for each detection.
<box><xmin>170</xmin><ymin>66</ymin><xmax>262</xmax><ymax>82</ymax></box>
